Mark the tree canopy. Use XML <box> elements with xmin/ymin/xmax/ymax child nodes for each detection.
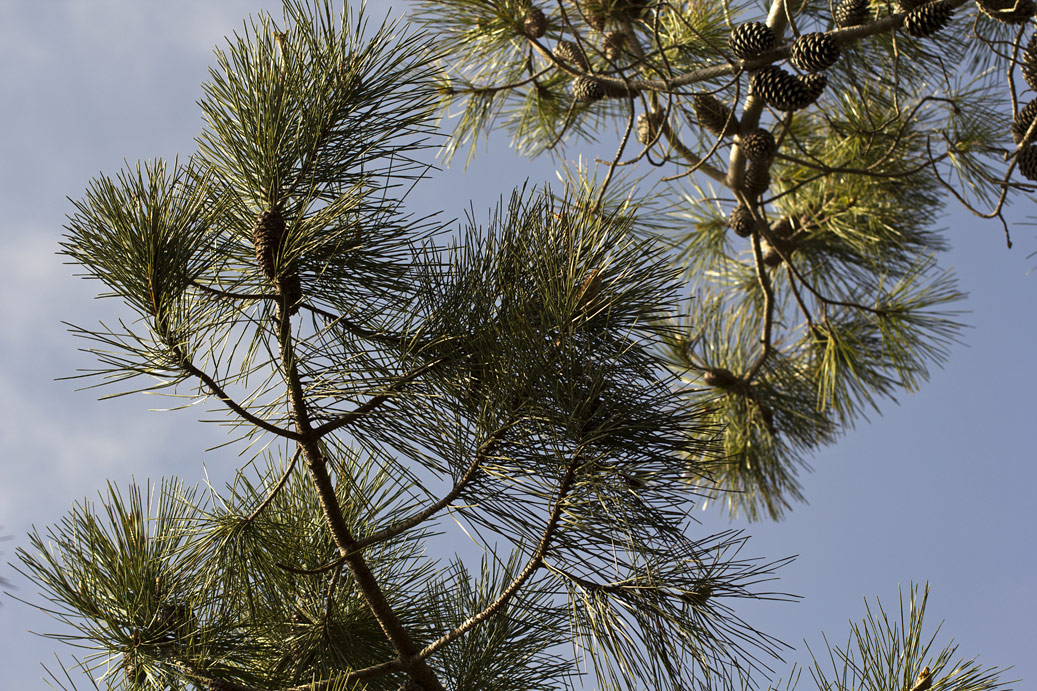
<box><xmin>12</xmin><ymin>1</ymin><xmax>1025</xmax><ymax>691</ymax></box>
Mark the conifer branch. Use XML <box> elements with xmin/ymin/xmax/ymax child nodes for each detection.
<box><xmin>418</xmin><ymin>455</ymin><xmax>580</xmax><ymax>659</ymax></box>
<box><xmin>351</xmin><ymin>417</ymin><xmax>520</xmax><ymax>551</ymax></box>
<box><xmin>311</xmin><ymin>357</ymin><xmax>446</xmax><ymax>437</ymax></box>
<box><xmin>175</xmin><ymin>348</ymin><xmax>301</xmax><ymax>440</ymax></box>
<box><xmin>273</xmin><ymin>301</ymin><xmax>446</xmax><ymax>691</ymax></box>
<box><xmin>744</xmin><ymin>233</ymin><xmax>777</xmax><ymax>384</ymax></box>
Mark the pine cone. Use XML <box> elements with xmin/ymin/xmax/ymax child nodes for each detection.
<box><xmin>903</xmin><ymin>3</ymin><xmax>954</xmax><ymax>38</ymax></box>
<box><xmin>253</xmin><ymin>209</ymin><xmax>286</xmax><ymax>281</ymax></box>
<box><xmin>704</xmin><ymin>367</ymin><xmax>740</xmax><ymax>388</ymax></box>
<box><xmin>744</xmin><ymin>160</ymin><xmax>771</xmax><ymax>197</ymax></box>
<box><xmin>977</xmin><ymin>0</ymin><xmax>1035</xmax><ymax>23</ymax></box>
<box><xmin>554</xmin><ymin>40</ymin><xmax>590</xmax><ymax>70</ymax></box>
<box><xmin>1012</xmin><ymin>100</ymin><xmax>1037</xmax><ymax>144</ymax></box>
<box><xmin>740</xmin><ymin>128</ymin><xmax>776</xmax><ymax>162</ymax></box>
<box><xmin>729</xmin><ymin>22</ymin><xmax>777</xmax><ymax>59</ymax></box>
<box><xmin>124</xmin><ymin>653</ymin><xmax>146</xmax><ymax>685</ymax></box>
<box><xmin>751</xmin><ymin>66</ymin><xmax>811</xmax><ymax>111</ymax></box>
<box><xmin>761</xmin><ymin>238</ymin><xmax>784</xmax><ymax>266</ymax></box>
<box><xmin>253</xmin><ymin>209</ymin><xmax>302</xmax><ymax>314</ymax></box>
<box><xmin>800</xmin><ymin>72</ymin><xmax>827</xmax><ymax>105</ymax></box>
<box><xmin>835</xmin><ymin>0</ymin><xmax>870</xmax><ymax>27</ymax></box>
<box><xmin>761</xmin><ymin>231</ymin><xmax>796</xmax><ymax>266</ymax></box>
<box><xmin>636</xmin><ymin>110</ymin><xmax>663</xmax><ymax>144</ymax></box>
<box><xmin>790</xmin><ymin>32</ymin><xmax>840</xmax><ymax>72</ymax></box>
<box><xmin>1018</xmin><ymin>145</ymin><xmax>1037</xmax><ymax>180</ymax></box>
<box><xmin>771</xmin><ymin>216</ymin><xmax>795</xmax><ymax>240</ymax></box>
<box><xmin>728</xmin><ymin>205</ymin><xmax>757</xmax><ymax>237</ymax></box>
<box><xmin>578</xmin><ymin>0</ymin><xmax>607</xmax><ymax>30</ymax></box>
<box><xmin>523</xmin><ymin>6</ymin><xmax>547</xmax><ymax>38</ymax></box>
<box><xmin>692</xmin><ymin>93</ymin><xmax>738</xmax><ymax>136</ymax></box>
<box><xmin>602</xmin><ymin>30</ymin><xmax>627</xmax><ymax>60</ymax></box>
<box><xmin>912</xmin><ymin>667</ymin><xmax>934</xmax><ymax>691</ymax></box>
<box><xmin>1022</xmin><ymin>33</ymin><xmax>1037</xmax><ymax>91</ymax></box>
<box><xmin>573</xmin><ymin>76</ymin><xmax>604</xmax><ymax>101</ymax></box>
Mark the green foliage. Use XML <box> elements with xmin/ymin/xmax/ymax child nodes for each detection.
<box><xmin>15</xmin><ymin>1</ymin><xmax>1024</xmax><ymax>691</ymax></box>
<box><xmin>799</xmin><ymin>584</ymin><xmax>1013</xmax><ymax>691</ymax></box>
<box><xmin>410</xmin><ymin>0</ymin><xmax>1028</xmax><ymax>519</ymax></box>
<box><xmin>32</xmin><ymin>4</ymin><xmax>797</xmax><ymax>689</ymax></box>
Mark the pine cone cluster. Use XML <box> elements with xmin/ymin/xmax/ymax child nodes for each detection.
<box><xmin>835</xmin><ymin>0</ymin><xmax>870</xmax><ymax>27</ymax></box>
<box><xmin>1012</xmin><ymin>100</ymin><xmax>1037</xmax><ymax>143</ymax></box>
<box><xmin>693</xmin><ymin>93</ymin><xmax>738</xmax><ymax>136</ymax></box>
<box><xmin>729</xmin><ymin>22</ymin><xmax>777</xmax><ymax>58</ymax></box>
<box><xmin>554</xmin><ymin>40</ymin><xmax>590</xmax><ymax>70</ymax></box>
<box><xmin>903</xmin><ymin>3</ymin><xmax>954</xmax><ymax>38</ymax></box>
<box><xmin>523</xmin><ymin>6</ymin><xmax>547</xmax><ymax>38</ymax></box>
<box><xmin>977</xmin><ymin>0</ymin><xmax>1036</xmax><ymax>23</ymax></box>
<box><xmin>728</xmin><ymin>205</ymin><xmax>757</xmax><ymax>237</ymax></box>
<box><xmin>790</xmin><ymin>33</ymin><xmax>840</xmax><ymax>72</ymax></box>
<box><xmin>751</xmin><ymin>66</ymin><xmax>812</xmax><ymax>111</ymax></box>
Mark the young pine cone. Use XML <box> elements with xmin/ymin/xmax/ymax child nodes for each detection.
<box><xmin>253</xmin><ymin>209</ymin><xmax>286</xmax><ymax>281</ymax></box>
<box><xmin>253</xmin><ymin>209</ymin><xmax>302</xmax><ymax>314</ymax></box>
<box><xmin>523</xmin><ymin>6</ymin><xmax>547</xmax><ymax>38</ymax></box>
<box><xmin>554</xmin><ymin>39</ymin><xmax>590</xmax><ymax>71</ymax></box>
<box><xmin>692</xmin><ymin>93</ymin><xmax>738</xmax><ymax>136</ymax></box>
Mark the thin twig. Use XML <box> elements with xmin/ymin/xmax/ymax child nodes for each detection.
<box><xmin>246</xmin><ymin>447</ymin><xmax>303</xmax><ymax>523</ymax></box>
<box><xmin>418</xmin><ymin>455</ymin><xmax>581</xmax><ymax>660</ymax></box>
<box><xmin>310</xmin><ymin>357</ymin><xmax>446</xmax><ymax>437</ymax></box>
<box><xmin>176</xmin><ymin>350</ymin><xmax>300</xmax><ymax>440</ymax></box>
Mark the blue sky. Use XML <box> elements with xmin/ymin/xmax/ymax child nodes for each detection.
<box><xmin>1</xmin><ymin>2</ymin><xmax>1034</xmax><ymax>689</ymax></box>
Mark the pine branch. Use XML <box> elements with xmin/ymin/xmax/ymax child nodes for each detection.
<box><xmin>351</xmin><ymin>417</ymin><xmax>520</xmax><ymax>552</ymax></box>
<box><xmin>418</xmin><ymin>454</ymin><xmax>580</xmax><ymax>660</ymax></box>
<box><xmin>176</xmin><ymin>347</ymin><xmax>301</xmax><ymax>440</ymax></box>
<box><xmin>310</xmin><ymin>357</ymin><xmax>447</xmax><ymax>437</ymax></box>
<box><xmin>274</xmin><ymin>299</ymin><xmax>446</xmax><ymax>691</ymax></box>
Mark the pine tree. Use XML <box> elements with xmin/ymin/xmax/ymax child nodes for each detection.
<box><xmin>12</xmin><ymin>2</ymin><xmax>1019</xmax><ymax>691</ymax></box>
<box><xmin>415</xmin><ymin>0</ymin><xmax>1035</xmax><ymax>520</ymax></box>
